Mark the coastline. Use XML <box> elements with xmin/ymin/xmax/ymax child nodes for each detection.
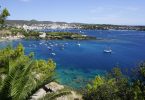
<box><xmin>0</xmin><ymin>35</ymin><xmax>24</xmax><ymax>42</ymax></box>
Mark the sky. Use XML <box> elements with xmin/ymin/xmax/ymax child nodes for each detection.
<box><xmin>0</xmin><ymin>0</ymin><xmax>145</xmax><ymax>25</ymax></box>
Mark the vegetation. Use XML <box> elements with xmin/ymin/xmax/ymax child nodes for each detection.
<box><xmin>80</xmin><ymin>24</ymin><xmax>107</xmax><ymax>30</ymax></box>
<box><xmin>0</xmin><ymin>26</ymin><xmax>97</xmax><ymax>40</ymax></box>
<box><xmin>46</xmin><ymin>32</ymin><xmax>96</xmax><ymax>40</ymax></box>
<box><xmin>45</xmin><ymin>32</ymin><xmax>93</xmax><ymax>40</ymax></box>
<box><xmin>80</xmin><ymin>24</ymin><xmax>145</xmax><ymax>31</ymax></box>
<box><xmin>83</xmin><ymin>66</ymin><xmax>145</xmax><ymax>100</ymax></box>
<box><xmin>0</xmin><ymin>7</ymin><xmax>10</xmax><ymax>27</ymax></box>
<box><xmin>41</xmin><ymin>88</ymin><xmax>71</xmax><ymax>100</ymax></box>
<box><xmin>0</xmin><ymin>27</ymin><xmax>26</xmax><ymax>37</ymax></box>
<box><xmin>0</xmin><ymin>44</ymin><xmax>70</xmax><ymax>100</ymax></box>
<box><xmin>24</xmin><ymin>31</ymin><xmax>96</xmax><ymax>40</ymax></box>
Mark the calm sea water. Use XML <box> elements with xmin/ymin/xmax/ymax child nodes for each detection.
<box><xmin>1</xmin><ymin>29</ymin><xmax>145</xmax><ymax>88</ymax></box>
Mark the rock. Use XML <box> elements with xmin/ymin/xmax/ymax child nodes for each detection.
<box><xmin>45</xmin><ymin>82</ymin><xmax>64</xmax><ymax>92</ymax></box>
<box><xmin>30</xmin><ymin>89</ymin><xmax>46</xmax><ymax>100</ymax></box>
<box><xmin>30</xmin><ymin>82</ymin><xmax>82</xmax><ymax>100</ymax></box>
<box><xmin>30</xmin><ymin>82</ymin><xmax>64</xmax><ymax>100</ymax></box>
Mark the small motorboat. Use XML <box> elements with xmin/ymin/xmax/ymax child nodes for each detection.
<box><xmin>47</xmin><ymin>47</ymin><xmax>52</xmax><ymax>50</ymax></box>
<box><xmin>77</xmin><ymin>43</ymin><xmax>81</xmax><ymax>46</ymax></box>
<box><xmin>50</xmin><ymin>45</ymin><xmax>54</xmax><ymax>47</ymax></box>
<box><xmin>104</xmin><ymin>49</ymin><xmax>112</xmax><ymax>53</ymax></box>
<box><xmin>51</xmin><ymin>53</ymin><xmax>56</xmax><ymax>56</ymax></box>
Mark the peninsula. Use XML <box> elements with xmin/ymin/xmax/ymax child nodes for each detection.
<box><xmin>0</xmin><ymin>27</ymin><xmax>97</xmax><ymax>41</ymax></box>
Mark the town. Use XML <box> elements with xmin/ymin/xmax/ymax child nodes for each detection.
<box><xmin>5</xmin><ymin>20</ymin><xmax>145</xmax><ymax>31</ymax></box>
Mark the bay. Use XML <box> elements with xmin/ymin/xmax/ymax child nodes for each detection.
<box><xmin>1</xmin><ymin>29</ymin><xmax>145</xmax><ymax>88</ymax></box>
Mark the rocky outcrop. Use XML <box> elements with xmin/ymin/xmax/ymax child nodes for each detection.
<box><xmin>30</xmin><ymin>82</ymin><xmax>82</xmax><ymax>100</ymax></box>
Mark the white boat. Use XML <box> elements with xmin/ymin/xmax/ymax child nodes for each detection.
<box><xmin>77</xmin><ymin>43</ymin><xmax>81</xmax><ymax>46</ymax></box>
<box><xmin>51</xmin><ymin>53</ymin><xmax>56</xmax><ymax>56</ymax></box>
<box><xmin>47</xmin><ymin>47</ymin><xmax>52</xmax><ymax>50</ymax></box>
<box><xmin>50</xmin><ymin>45</ymin><xmax>54</xmax><ymax>47</ymax></box>
<box><xmin>104</xmin><ymin>49</ymin><xmax>112</xmax><ymax>53</ymax></box>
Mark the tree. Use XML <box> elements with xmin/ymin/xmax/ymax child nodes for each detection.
<box><xmin>13</xmin><ymin>43</ymin><xmax>24</xmax><ymax>57</ymax></box>
<box><xmin>131</xmin><ymin>62</ymin><xmax>145</xmax><ymax>99</ymax></box>
<box><xmin>83</xmin><ymin>68</ymin><xmax>134</xmax><ymax>100</ymax></box>
<box><xmin>83</xmin><ymin>76</ymin><xmax>119</xmax><ymax>100</ymax></box>
<box><xmin>0</xmin><ymin>7</ymin><xmax>10</xmax><ymax>26</ymax></box>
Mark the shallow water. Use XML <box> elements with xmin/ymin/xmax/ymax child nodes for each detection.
<box><xmin>1</xmin><ymin>29</ymin><xmax>145</xmax><ymax>88</ymax></box>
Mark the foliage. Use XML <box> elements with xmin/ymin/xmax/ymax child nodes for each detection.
<box><xmin>0</xmin><ymin>7</ymin><xmax>10</xmax><ymax>26</ymax></box>
<box><xmin>23</xmin><ymin>31</ymin><xmax>96</xmax><ymax>40</ymax></box>
<box><xmin>83</xmin><ymin>67</ymin><xmax>145</xmax><ymax>100</ymax></box>
<box><xmin>40</xmin><ymin>88</ymin><xmax>71</xmax><ymax>100</ymax></box>
<box><xmin>0</xmin><ymin>44</ymin><xmax>57</xmax><ymax>100</ymax></box>
<box><xmin>10</xmin><ymin>27</ymin><xmax>26</xmax><ymax>35</ymax></box>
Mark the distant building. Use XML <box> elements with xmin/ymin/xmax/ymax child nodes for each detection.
<box><xmin>39</xmin><ymin>32</ymin><xmax>46</xmax><ymax>38</ymax></box>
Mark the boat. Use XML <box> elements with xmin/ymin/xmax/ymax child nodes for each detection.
<box><xmin>51</xmin><ymin>53</ymin><xmax>56</xmax><ymax>56</ymax></box>
<box><xmin>50</xmin><ymin>45</ymin><xmax>54</xmax><ymax>47</ymax></box>
<box><xmin>77</xmin><ymin>43</ymin><xmax>81</xmax><ymax>46</ymax></box>
<box><xmin>47</xmin><ymin>47</ymin><xmax>52</xmax><ymax>50</ymax></box>
<box><xmin>77</xmin><ymin>42</ymin><xmax>81</xmax><ymax>46</ymax></box>
<box><xmin>104</xmin><ymin>49</ymin><xmax>112</xmax><ymax>53</ymax></box>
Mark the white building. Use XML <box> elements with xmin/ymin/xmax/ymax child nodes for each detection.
<box><xmin>39</xmin><ymin>32</ymin><xmax>46</xmax><ymax>38</ymax></box>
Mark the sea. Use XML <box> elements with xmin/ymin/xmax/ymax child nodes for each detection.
<box><xmin>1</xmin><ymin>29</ymin><xmax>145</xmax><ymax>88</ymax></box>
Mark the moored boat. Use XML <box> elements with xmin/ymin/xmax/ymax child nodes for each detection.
<box><xmin>104</xmin><ymin>49</ymin><xmax>112</xmax><ymax>53</ymax></box>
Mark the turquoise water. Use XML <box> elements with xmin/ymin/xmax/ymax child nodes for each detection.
<box><xmin>1</xmin><ymin>29</ymin><xmax>145</xmax><ymax>88</ymax></box>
